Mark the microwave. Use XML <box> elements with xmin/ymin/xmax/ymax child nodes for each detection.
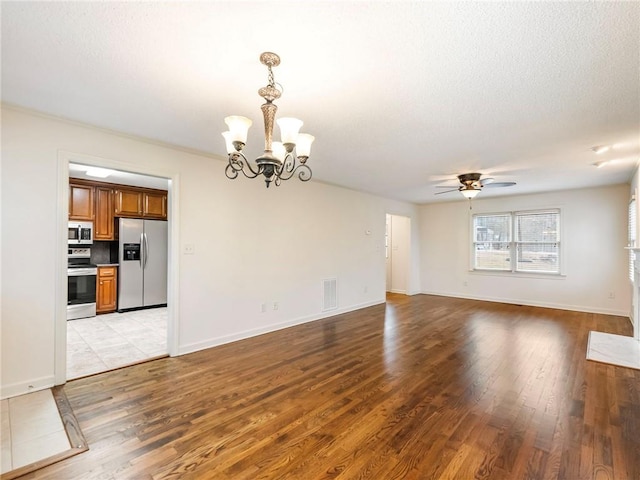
<box><xmin>68</xmin><ymin>221</ymin><xmax>93</xmax><ymax>245</ymax></box>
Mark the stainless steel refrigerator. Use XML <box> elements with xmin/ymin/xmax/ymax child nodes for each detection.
<box><xmin>118</xmin><ymin>218</ymin><xmax>168</xmax><ymax>311</ymax></box>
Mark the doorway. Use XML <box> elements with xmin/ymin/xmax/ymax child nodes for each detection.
<box><xmin>59</xmin><ymin>156</ymin><xmax>176</xmax><ymax>382</ymax></box>
<box><xmin>386</xmin><ymin>214</ymin><xmax>411</xmax><ymax>294</ymax></box>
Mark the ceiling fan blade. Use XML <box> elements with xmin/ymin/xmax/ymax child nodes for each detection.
<box><xmin>480</xmin><ymin>177</ymin><xmax>495</xmax><ymax>186</ymax></box>
<box><xmin>434</xmin><ymin>189</ymin><xmax>460</xmax><ymax>195</ymax></box>
<box><xmin>435</xmin><ymin>185</ymin><xmax>460</xmax><ymax>188</ymax></box>
<box><xmin>483</xmin><ymin>181</ymin><xmax>516</xmax><ymax>188</ymax></box>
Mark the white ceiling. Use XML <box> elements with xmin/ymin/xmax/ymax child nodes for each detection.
<box><xmin>2</xmin><ymin>2</ymin><xmax>639</xmax><ymax>203</ymax></box>
<box><xmin>68</xmin><ymin>163</ymin><xmax>169</xmax><ymax>190</ymax></box>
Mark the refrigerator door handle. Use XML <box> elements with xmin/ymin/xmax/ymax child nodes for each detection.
<box><xmin>140</xmin><ymin>232</ymin><xmax>144</xmax><ymax>269</ymax></box>
<box><xmin>143</xmin><ymin>233</ymin><xmax>149</xmax><ymax>270</ymax></box>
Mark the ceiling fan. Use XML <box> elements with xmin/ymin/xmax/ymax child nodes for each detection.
<box><xmin>435</xmin><ymin>173</ymin><xmax>516</xmax><ymax>199</ymax></box>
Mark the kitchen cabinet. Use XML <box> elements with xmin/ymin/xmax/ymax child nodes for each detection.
<box><xmin>69</xmin><ymin>183</ymin><xmax>94</xmax><ymax>220</ymax></box>
<box><xmin>94</xmin><ymin>186</ymin><xmax>115</xmax><ymax>240</ymax></box>
<box><xmin>97</xmin><ymin>266</ymin><xmax>117</xmax><ymax>313</ymax></box>
<box><xmin>143</xmin><ymin>191</ymin><xmax>167</xmax><ymax>219</ymax></box>
<box><xmin>115</xmin><ymin>188</ymin><xmax>167</xmax><ymax>220</ymax></box>
<box><xmin>114</xmin><ymin>189</ymin><xmax>143</xmax><ymax>217</ymax></box>
<box><xmin>69</xmin><ymin>179</ymin><xmax>168</xmax><ymax>222</ymax></box>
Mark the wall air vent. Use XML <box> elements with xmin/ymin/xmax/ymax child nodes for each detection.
<box><xmin>322</xmin><ymin>278</ymin><xmax>338</xmax><ymax>312</ymax></box>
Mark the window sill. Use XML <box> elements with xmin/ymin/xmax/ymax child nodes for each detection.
<box><xmin>469</xmin><ymin>269</ymin><xmax>566</xmax><ymax>280</ymax></box>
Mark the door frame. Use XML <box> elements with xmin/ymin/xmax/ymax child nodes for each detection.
<box><xmin>385</xmin><ymin>213</ymin><xmax>411</xmax><ymax>295</ymax></box>
<box><xmin>55</xmin><ymin>150</ymin><xmax>180</xmax><ymax>385</ymax></box>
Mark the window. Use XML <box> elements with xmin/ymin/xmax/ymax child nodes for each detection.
<box><xmin>629</xmin><ymin>197</ymin><xmax>636</xmax><ymax>282</ymax></box>
<box><xmin>473</xmin><ymin>214</ymin><xmax>512</xmax><ymax>271</ymax></box>
<box><xmin>473</xmin><ymin>210</ymin><xmax>560</xmax><ymax>274</ymax></box>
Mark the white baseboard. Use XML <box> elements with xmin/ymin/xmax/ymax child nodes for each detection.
<box><xmin>389</xmin><ymin>289</ymin><xmax>406</xmax><ymax>294</ymax></box>
<box><xmin>178</xmin><ymin>299</ymin><xmax>385</xmax><ymax>356</ymax></box>
<box><xmin>421</xmin><ymin>290</ymin><xmax>629</xmax><ymax>317</ymax></box>
<box><xmin>1</xmin><ymin>375</ymin><xmax>55</xmax><ymax>400</ymax></box>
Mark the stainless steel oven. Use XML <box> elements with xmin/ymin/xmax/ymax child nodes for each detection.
<box><xmin>67</xmin><ymin>247</ymin><xmax>97</xmax><ymax>320</ymax></box>
<box><xmin>68</xmin><ymin>221</ymin><xmax>93</xmax><ymax>245</ymax></box>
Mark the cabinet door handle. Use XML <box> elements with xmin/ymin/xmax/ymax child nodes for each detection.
<box><xmin>100</xmin><ymin>281</ymin><xmax>103</xmax><ymax>285</ymax></box>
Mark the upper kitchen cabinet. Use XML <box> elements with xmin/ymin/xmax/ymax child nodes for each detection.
<box><xmin>114</xmin><ymin>189</ymin><xmax>143</xmax><ymax>217</ymax></box>
<box><xmin>69</xmin><ymin>178</ymin><xmax>168</xmax><ymax>223</ymax></box>
<box><xmin>115</xmin><ymin>187</ymin><xmax>167</xmax><ymax>220</ymax></box>
<box><xmin>143</xmin><ymin>191</ymin><xmax>167</xmax><ymax>219</ymax></box>
<box><xmin>69</xmin><ymin>183</ymin><xmax>94</xmax><ymax>220</ymax></box>
<box><xmin>94</xmin><ymin>186</ymin><xmax>115</xmax><ymax>240</ymax></box>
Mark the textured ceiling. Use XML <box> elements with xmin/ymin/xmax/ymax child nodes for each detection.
<box><xmin>2</xmin><ymin>2</ymin><xmax>639</xmax><ymax>203</ymax></box>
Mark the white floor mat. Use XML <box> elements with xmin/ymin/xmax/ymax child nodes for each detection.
<box><xmin>587</xmin><ymin>331</ymin><xmax>640</xmax><ymax>370</ymax></box>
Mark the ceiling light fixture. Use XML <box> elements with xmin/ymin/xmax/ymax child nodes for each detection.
<box><xmin>222</xmin><ymin>52</ymin><xmax>315</xmax><ymax>188</ymax></box>
<box><xmin>594</xmin><ymin>158</ymin><xmax>636</xmax><ymax>168</ymax></box>
<box><xmin>591</xmin><ymin>145</ymin><xmax>610</xmax><ymax>154</ymax></box>
<box><xmin>86</xmin><ymin>167</ymin><xmax>115</xmax><ymax>178</ymax></box>
<box><xmin>460</xmin><ymin>186</ymin><xmax>481</xmax><ymax>199</ymax></box>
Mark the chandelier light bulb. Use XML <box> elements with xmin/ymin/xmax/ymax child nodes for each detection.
<box><xmin>221</xmin><ymin>131</ymin><xmax>236</xmax><ymax>154</ymax></box>
<box><xmin>224</xmin><ymin>116</ymin><xmax>253</xmax><ymax>144</ymax></box>
<box><xmin>295</xmin><ymin>133</ymin><xmax>315</xmax><ymax>158</ymax></box>
<box><xmin>277</xmin><ymin>117</ymin><xmax>304</xmax><ymax>145</ymax></box>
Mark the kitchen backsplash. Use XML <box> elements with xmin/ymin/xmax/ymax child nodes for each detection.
<box><xmin>91</xmin><ymin>241</ymin><xmax>119</xmax><ymax>264</ymax></box>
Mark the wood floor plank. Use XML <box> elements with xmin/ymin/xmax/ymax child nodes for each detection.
<box><xmin>20</xmin><ymin>294</ymin><xmax>640</xmax><ymax>480</ymax></box>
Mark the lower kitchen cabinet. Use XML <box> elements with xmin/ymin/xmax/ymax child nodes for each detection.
<box><xmin>97</xmin><ymin>266</ymin><xmax>118</xmax><ymax>313</ymax></box>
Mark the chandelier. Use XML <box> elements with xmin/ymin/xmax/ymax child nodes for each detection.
<box><xmin>222</xmin><ymin>52</ymin><xmax>315</xmax><ymax>188</ymax></box>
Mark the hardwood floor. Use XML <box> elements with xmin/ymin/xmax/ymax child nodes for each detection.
<box><xmin>23</xmin><ymin>294</ymin><xmax>639</xmax><ymax>479</ymax></box>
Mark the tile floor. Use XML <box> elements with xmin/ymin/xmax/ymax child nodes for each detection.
<box><xmin>0</xmin><ymin>309</ymin><xmax>167</xmax><ymax>476</ymax></box>
<box><xmin>67</xmin><ymin>307</ymin><xmax>168</xmax><ymax>379</ymax></box>
<box><xmin>1</xmin><ymin>389</ymin><xmax>71</xmax><ymax>474</ymax></box>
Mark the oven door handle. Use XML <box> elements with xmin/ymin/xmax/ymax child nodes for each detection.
<box><xmin>68</xmin><ymin>268</ymin><xmax>97</xmax><ymax>276</ymax></box>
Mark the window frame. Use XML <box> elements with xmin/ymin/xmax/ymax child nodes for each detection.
<box><xmin>471</xmin><ymin>209</ymin><xmax>562</xmax><ymax>276</ymax></box>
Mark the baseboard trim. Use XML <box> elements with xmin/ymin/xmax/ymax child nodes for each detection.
<box><xmin>0</xmin><ymin>376</ymin><xmax>55</xmax><ymax>400</ymax></box>
<box><xmin>420</xmin><ymin>291</ymin><xmax>629</xmax><ymax>317</ymax></box>
<box><xmin>178</xmin><ymin>299</ymin><xmax>385</xmax><ymax>356</ymax></box>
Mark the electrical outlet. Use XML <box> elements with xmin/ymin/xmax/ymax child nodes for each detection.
<box><xmin>261</xmin><ymin>303</ymin><xmax>267</xmax><ymax>313</ymax></box>
<box><xmin>273</xmin><ymin>302</ymin><xmax>279</xmax><ymax>311</ymax></box>
<box><xmin>183</xmin><ymin>244</ymin><xmax>195</xmax><ymax>255</ymax></box>
<box><xmin>608</xmin><ymin>292</ymin><xmax>616</xmax><ymax>299</ymax></box>
<box><xmin>463</xmin><ymin>281</ymin><xmax>468</xmax><ymax>287</ymax></box>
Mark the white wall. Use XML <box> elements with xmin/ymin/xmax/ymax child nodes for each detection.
<box><xmin>0</xmin><ymin>106</ymin><xmax>421</xmax><ymax>398</ymax></box>
<box><xmin>420</xmin><ymin>185</ymin><xmax>631</xmax><ymax>316</ymax></box>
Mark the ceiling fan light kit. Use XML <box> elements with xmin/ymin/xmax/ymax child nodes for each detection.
<box><xmin>222</xmin><ymin>52</ymin><xmax>315</xmax><ymax>188</ymax></box>
<box><xmin>461</xmin><ymin>187</ymin><xmax>481</xmax><ymax>199</ymax></box>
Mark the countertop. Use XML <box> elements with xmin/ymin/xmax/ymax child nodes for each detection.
<box><xmin>96</xmin><ymin>263</ymin><xmax>119</xmax><ymax>267</ymax></box>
